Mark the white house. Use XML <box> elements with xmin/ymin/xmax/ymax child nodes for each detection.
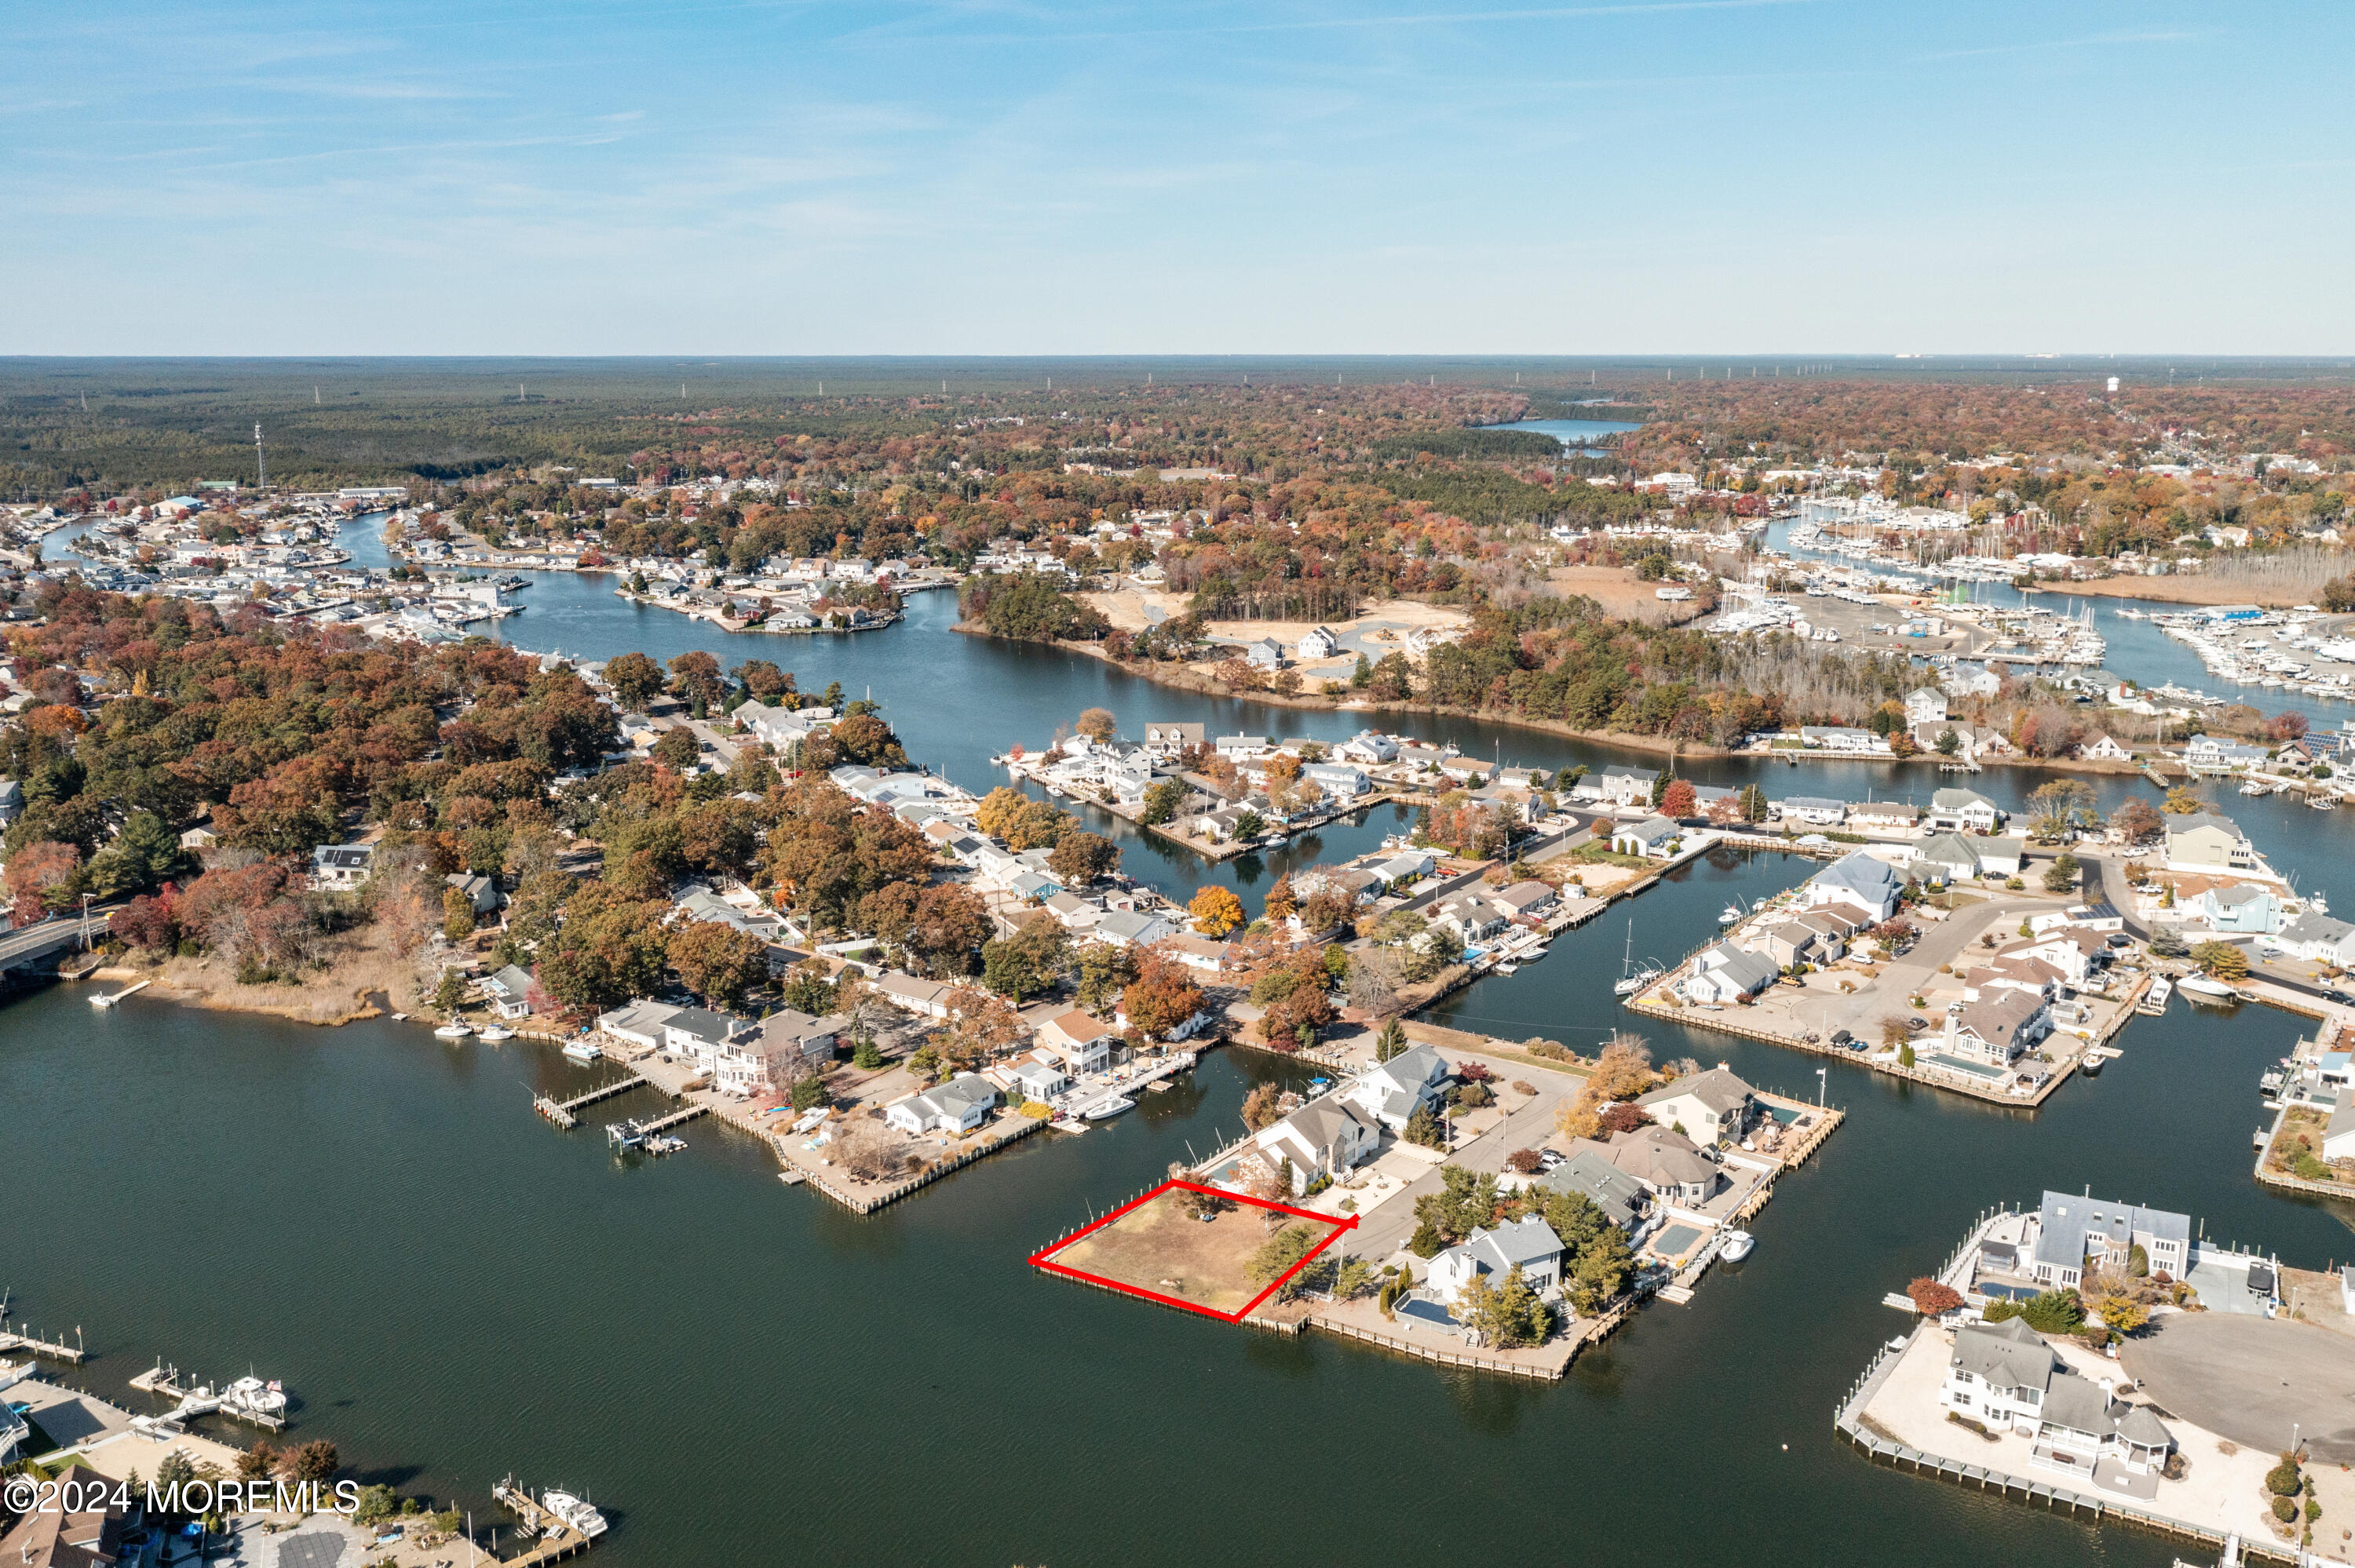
<box><xmin>2026</xmin><ymin>1190</ymin><xmax>2191</xmax><ymax>1289</ymax></box>
<box><xmin>2274</xmin><ymin>911</ymin><xmax>2355</xmax><ymax>966</ymax></box>
<box><xmin>1926</xmin><ymin>789</ymin><xmax>2003</xmax><ymax>833</ymax></box>
<box><xmin>1336</xmin><ymin>731</ymin><xmax>1399</xmax><ymax>765</ymax></box>
<box><xmin>1303</xmin><ymin>762</ymin><xmax>1369</xmax><ymax>800</ymax></box>
<box><xmin>1297</xmin><ymin>625</ymin><xmax>1341</xmax><ymax>660</ymax></box>
<box><xmin>310</xmin><ymin>842</ymin><xmax>375</xmax><ymax>888</ymax></box>
<box><xmin>1254</xmin><ymin>1099</ymin><xmax>1382</xmax><ymax>1188</ymax></box>
<box><xmin>1634</xmin><ymin>1067</ymin><xmax>1758</xmax><ymax>1147</ymax></box>
<box><xmin>2082</xmin><ymin>734</ymin><xmax>2133</xmax><ymax>761</ymax></box>
<box><xmin>1941</xmin><ymin>1318</ymin><xmax>2174</xmax><ymax>1479</ymax></box>
<box><xmin>595</xmin><ymin>999</ymin><xmax>681</xmax><ymax>1052</ymax></box>
<box><xmin>2165</xmin><ymin>811</ymin><xmax>2258</xmax><ymax>873</ymax></box>
<box><xmin>1804</xmin><ymin>851</ymin><xmax>1902</xmax><ymax>922</ymax></box>
<box><xmin>1035</xmin><ymin>1008</ymin><xmax>1116</xmax><ymax>1075</ymax></box>
<box><xmin>1092</xmin><ymin>909</ymin><xmax>1174</xmax><ymax>949</ymax></box>
<box><xmin>1905</xmin><ymin>687</ymin><xmax>1950</xmax><ymax>725</ymax></box>
<box><xmin>1778</xmin><ymin>796</ymin><xmax>1848</xmax><ymax>827</ymax></box>
<box><xmin>1347</xmin><ymin>1045</ymin><xmax>1448</xmax><ymax>1130</ymax></box>
<box><xmin>1683</xmin><ymin>943</ymin><xmax>1781</xmax><ymax>1004</ymax></box>
<box><xmin>1943</xmin><ymin>989</ymin><xmax>2051</xmax><ymax>1066</ymax></box>
<box><xmin>1611</xmin><ymin>816</ymin><xmax>1681</xmax><ymax>858</ymax></box>
<box><xmin>873</xmin><ymin>971</ymin><xmax>955</xmax><ymax>1019</ymax></box>
<box><xmin>480</xmin><ymin>964</ymin><xmax>537</xmax><ymax>1019</ymax></box>
<box><xmin>885</xmin><ymin>1072</ymin><xmax>999</xmax><ymax>1136</ymax></box>
<box><xmin>1429</xmin><ymin>1216</ymin><xmax>1565</xmax><ymax>1309</ymax></box>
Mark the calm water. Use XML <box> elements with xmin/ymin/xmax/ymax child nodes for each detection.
<box><xmin>4</xmin><ymin>520</ymin><xmax>2353</xmax><ymax>1566</ymax></box>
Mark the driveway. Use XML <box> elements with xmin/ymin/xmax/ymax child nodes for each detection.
<box><xmin>1349</xmin><ymin>1086</ymin><xmax>1569</xmax><ymax>1260</ymax></box>
<box><xmin>2121</xmin><ymin>1311</ymin><xmax>2355</xmax><ymax>1464</ymax></box>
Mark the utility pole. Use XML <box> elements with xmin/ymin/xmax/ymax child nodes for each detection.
<box><xmin>254</xmin><ymin>423</ymin><xmax>266</xmax><ymax>490</ymax></box>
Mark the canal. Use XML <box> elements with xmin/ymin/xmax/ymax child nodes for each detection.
<box><xmin>2</xmin><ymin>534</ymin><xmax>2351</xmax><ymax>1566</ymax></box>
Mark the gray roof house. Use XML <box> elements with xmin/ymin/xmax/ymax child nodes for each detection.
<box><xmin>1255</xmin><ymin>1098</ymin><xmax>1383</xmax><ymax>1187</ymax></box>
<box><xmin>1806</xmin><ymin>851</ymin><xmax>1902</xmax><ymax>921</ymax></box>
<box><xmin>1912</xmin><ymin>831</ymin><xmax>1984</xmax><ymax>882</ymax></box>
<box><xmin>1575</xmin><ymin>1125</ymin><xmax>1722</xmax><ymax>1206</ymax></box>
<box><xmin>1243</xmin><ymin>637</ymin><xmax>1285</xmax><ymax>669</ymax></box>
<box><xmin>0</xmin><ymin>778</ymin><xmax>20</xmax><ymax>826</ymax></box>
<box><xmin>1429</xmin><ymin>1216</ymin><xmax>1566</xmax><ymax>1309</ymax></box>
<box><xmin>1536</xmin><ymin>1150</ymin><xmax>1649</xmax><ymax>1234</ymax></box>
<box><xmin>445</xmin><ymin>871</ymin><xmax>498</xmax><ymax>915</ymax></box>
<box><xmin>2028</xmin><ymin>1190</ymin><xmax>2191</xmax><ymax>1290</ymax></box>
<box><xmin>886</xmin><ymin>1072</ymin><xmax>999</xmax><ymax>1136</ymax></box>
<box><xmin>480</xmin><ymin>964</ymin><xmax>538</xmax><ymax>1019</ymax></box>
<box><xmin>1683</xmin><ymin>942</ymin><xmax>1781</xmax><ymax>1004</ymax></box>
<box><xmin>1941</xmin><ymin>1317</ymin><xmax>2174</xmax><ymax>1472</ymax></box>
<box><xmin>1635</xmin><ymin>1067</ymin><xmax>1758</xmax><ymax>1147</ymax></box>
<box><xmin>1346</xmin><ymin>1045</ymin><xmax>1449</xmax><ymax>1130</ymax></box>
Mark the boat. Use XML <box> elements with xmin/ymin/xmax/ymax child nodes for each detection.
<box><xmin>1492</xmin><ymin>961</ymin><xmax>1519</xmax><ymax>975</ymax></box>
<box><xmin>1082</xmin><ymin>1096</ymin><xmax>1136</xmax><ymax>1121</ymax></box>
<box><xmin>476</xmin><ymin>1024</ymin><xmax>515</xmax><ymax>1042</ymax></box>
<box><xmin>1719</xmin><ymin>904</ymin><xmax>1744</xmax><ymax>925</ymax></box>
<box><xmin>2311</xmin><ymin>795</ymin><xmax>2339</xmax><ymax>810</ymax></box>
<box><xmin>1718</xmin><ymin>1230</ymin><xmax>1755</xmax><ymax>1263</ymax></box>
<box><xmin>390</xmin><ymin>1012</ymin><xmax>408</xmax><ymax>1021</ymax></box>
<box><xmin>221</xmin><ymin>1376</ymin><xmax>287</xmax><ymax>1419</ymax></box>
<box><xmin>433</xmin><ymin>1022</ymin><xmax>473</xmax><ymax>1039</ymax></box>
<box><xmin>2178</xmin><ymin>973</ymin><xmax>2237</xmax><ymax>1001</ymax></box>
<box><xmin>2138</xmin><ymin>976</ymin><xmax>2172</xmax><ymax>1014</ymax></box>
<box><xmin>540</xmin><ymin>1491</ymin><xmax>608</xmax><ymax>1540</ymax></box>
<box><xmin>645</xmin><ymin>1135</ymin><xmax>686</xmax><ymax>1155</ymax></box>
<box><xmin>1611</xmin><ymin>920</ymin><xmax>1659</xmax><ymax>997</ymax></box>
<box><xmin>562</xmin><ymin>1040</ymin><xmax>603</xmax><ymax>1063</ymax></box>
<box><xmin>2078</xmin><ymin>1052</ymin><xmax>2102</xmax><ymax>1076</ymax></box>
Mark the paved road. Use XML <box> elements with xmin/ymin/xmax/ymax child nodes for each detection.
<box><xmin>2121</xmin><ymin>1311</ymin><xmax>2355</xmax><ymax>1464</ymax></box>
<box><xmin>0</xmin><ymin>910</ymin><xmax>115</xmax><ymax>971</ymax></box>
<box><xmin>1350</xmin><ymin>1087</ymin><xmax>1571</xmax><ymax>1260</ymax></box>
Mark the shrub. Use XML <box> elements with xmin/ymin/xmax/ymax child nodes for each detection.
<box><xmin>2019</xmin><ymin>1289</ymin><xmax>2084</xmax><ymax>1334</ymax></box>
<box><xmin>2273</xmin><ymin>1496</ymin><xmax>2298</xmax><ymax>1524</ymax></box>
<box><xmin>2268</xmin><ymin>1457</ymin><xmax>2304</xmax><ymax>1497</ymax></box>
<box><xmin>1907</xmin><ymin>1278</ymin><xmax>1966</xmax><ymax>1316</ymax></box>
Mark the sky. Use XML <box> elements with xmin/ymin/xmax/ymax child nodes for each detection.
<box><xmin>5</xmin><ymin>1</ymin><xmax>2352</xmax><ymax>356</ymax></box>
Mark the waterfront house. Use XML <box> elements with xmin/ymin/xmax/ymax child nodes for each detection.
<box><xmin>1490</xmin><ymin>881</ymin><xmax>1559</xmax><ymax>922</ymax></box>
<box><xmin>2189</xmin><ymin>881</ymin><xmax>2282</xmax><ymax>935</ymax></box>
<box><xmin>1778</xmin><ymin>795</ymin><xmax>1848</xmax><ymax>827</ymax></box>
<box><xmin>2082</xmin><ymin>734</ymin><xmax>2133</xmax><ymax>761</ymax></box>
<box><xmin>1254</xmin><ymin>1098</ymin><xmax>1382</xmax><ymax>1189</ymax></box>
<box><xmin>660</xmin><ymin>1006</ymin><xmax>759</xmax><ymax>1070</ymax></box>
<box><xmin>480</xmin><ymin>964</ymin><xmax>537</xmax><ymax>1019</ymax></box>
<box><xmin>1611</xmin><ymin>816</ymin><xmax>1681</xmax><ymax>858</ymax></box>
<box><xmin>1589</xmin><ymin>765</ymin><xmax>1656</xmax><ymax>808</ymax></box>
<box><xmin>1571</xmin><ymin>1125</ymin><xmax>1721</xmax><ymax>1208</ymax></box>
<box><xmin>1011</xmin><ymin>1056</ymin><xmax>1070</xmax><ymax>1103</ymax></box>
<box><xmin>885</xmin><ymin>1072</ymin><xmax>999</xmax><ymax>1136</ymax></box>
<box><xmin>1849</xmin><ymin>800</ymin><xmax>1919</xmax><ymax>833</ymax></box>
<box><xmin>2273</xmin><ymin>910</ymin><xmax>2355</xmax><ymax>966</ymax></box>
<box><xmin>1035</xmin><ymin>1008</ymin><xmax>1115</xmax><ymax>1075</ymax></box>
<box><xmin>1799</xmin><ymin>725</ymin><xmax>1890</xmax><ymax>755</ymax></box>
<box><xmin>873</xmin><ymin>971</ymin><xmax>955</xmax><ymax>1019</ymax></box>
<box><xmin>1535</xmin><ymin>1151</ymin><xmax>1650</xmax><ymax>1235</ymax></box>
<box><xmin>1430</xmin><ymin>890</ymin><xmax>1510</xmax><ymax>945</ymax></box>
<box><xmin>730</xmin><ymin>1008</ymin><xmax>845</xmax><ymax>1092</ymax></box>
<box><xmin>1243</xmin><ymin>638</ymin><xmax>1286</xmax><ymax>670</ymax></box>
<box><xmin>1297</xmin><ymin>625</ymin><xmax>1342</xmax><ymax>660</ymax></box>
<box><xmin>1429</xmin><ymin>1216</ymin><xmax>1565</xmax><ymax>1308</ymax></box>
<box><xmin>2165</xmin><ymin>811</ymin><xmax>2258</xmax><ymax>874</ymax></box>
<box><xmin>1634</xmin><ymin>1067</ymin><xmax>1758</xmax><ymax>1147</ymax></box>
<box><xmin>310</xmin><ymin>841</ymin><xmax>374</xmax><ymax>889</ymax></box>
<box><xmin>2183</xmin><ymin>735</ymin><xmax>2273</xmax><ymax>775</ymax></box>
<box><xmin>2324</xmin><ymin>1100</ymin><xmax>2355</xmax><ymax>1162</ymax></box>
<box><xmin>1437</xmin><ymin>755</ymin><xmax>1494</xmax><ymax>786</ymax></box>
<box><xmin>1926</xmin><ymin>788</ymin><xmax>2003</xmax><ymax>833</ymax></box>
<box><xmin>1752</xmin><ymin>917</ymin><xmax>1842</xmax><ymax>969</ymax></box>
<box><xmin>1805</xmin><ymin>851</ymin><xmax>1902</xmax><ymax>921</ymax></box>
<box><xmin>1303</xmin><ymin>761</ymin><xmax>1370</xmax><ymax>800</ymax></box>
<box><xmin>1939</xmin><ymin>1318</ymin><xmax>2174</xmax><ymax>1479</ymax></box>
<box><xmin>1142</xmin><ymin>722</ymin><xmax>1204</xmax><ymax>757</ymax></box>
<box><xmin>2026</xmin><ymin>1191</ymin><xmax>2191</xmax><ymax>1289</ymax></box>
<box><xmin>596</xmin><ymin>999</ymin><xmax>681</xmax><ymax>1052</ymax></box>
<box><xmin>1944</xmin><ymin>661</ymin><xmax>2002</xmax><ymax>699</ymax></box>
<box><xmin>1347</xmin><ymin>1045</ymin><xmax>1449</xmax><ymax>1130</ymax></box>
<box><xmin>1215</xmin><ymin>734</ymin><xmax>1273</xmax><ymax>760</ymax></box>
<box><xmin>1369</xmin><ymin>848</ymin><xmax>1437</xmax><ymax>892</ymax></box>
<box><xmin>1336</xmin><ymin>731</ymin><xmax>1399</xmax><ymax>765</ymax></box>
<box><xmin>1905</xmin><ymin>687</ymin><xmax>1950</xmax><ymax>725</ymax></box>
<box><xmin>1682</xmin><ymin>943</ymin><xmax>1780</xmax><ymax>1005</ymax></box>
<box><xmin>1974</xmin><ymin>837</ymin><xmax>2026</xmax><ymax>878</ymax></box>
<box><xmin>1941</xmin><ymin>990</ymin><xmax>2052</xmax><ymax>1067</ymax></box>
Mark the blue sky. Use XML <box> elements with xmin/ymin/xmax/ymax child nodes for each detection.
<box><xmin>5</xmin><ymin>1</ymin><xmax>2350</xmax><ymax>355</ymax></box>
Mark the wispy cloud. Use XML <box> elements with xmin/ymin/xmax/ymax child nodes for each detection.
<box><xmin>1911</xmin><ymin>28</ymin><xmax>2202</xmax><ymax>64</ymax></box>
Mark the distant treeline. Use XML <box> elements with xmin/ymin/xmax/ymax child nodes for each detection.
<box><xmin>1366</xmin><ymin>428</ymin><xmax>1564</xmax><ymax>461</ymax></box>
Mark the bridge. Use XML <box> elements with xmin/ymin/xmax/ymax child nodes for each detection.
<box><xmin>0</xmin><ymin>910</ymin><xmax>113</xmax><ymax>975</ymax></box>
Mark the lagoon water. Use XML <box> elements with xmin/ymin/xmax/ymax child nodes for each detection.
<box><xmin>5</xmin><ymin>521</ymin><xmax>2353</xmax><ymax>1566</ymax></box>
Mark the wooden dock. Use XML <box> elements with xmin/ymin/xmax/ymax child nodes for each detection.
<box><xmin>535</xmin><ymin>1074</ymin><xmax>646</xmax><ymax>1129</ymax></box>
<box><xmin>491</xmin><ymin>1479</ymin><xmax>597</xmax><ymax>1563</ymax></box>
<box><xmin>0</xmin><ymin>1329</ymin><xmax>86</xmax><ymax>1364</ymax></box>
<box><xmin>635</xmin><ymin>1103</ymin><xmax>708</xmax><ymax>1136</ymax></box>
<box><xmin>127</xmin><ymin>1362</ymin><xmax>286</xmax><ymax>1430</ymax></box>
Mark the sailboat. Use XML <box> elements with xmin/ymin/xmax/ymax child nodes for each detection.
<box><xmin>1612</xmin><ymin>921</ymin><xmax>1660</xmax><ymax>997</ymax></box>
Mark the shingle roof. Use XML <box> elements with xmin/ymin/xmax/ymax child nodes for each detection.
<box><xmin>1949</xmin><ymin>1316</ymin><xmax>2054</xmax><ymax>1393</ymax></box>
<box><xmin>1637</xmin><ymin>1067</ymin><xmax>1754</xmax><ymax>1116</ymax></box>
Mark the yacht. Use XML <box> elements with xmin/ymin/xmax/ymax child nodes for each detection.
<box><xmin>2178</xmin><ymin>973</ymin><xmax>2237</xmax><ymax>1001</ymax></box>
<box><xmin>221</xmin><ymin>1377</ymin><xmax>287</xmax><ymax>1419</ymax></box>
<box><xmin>476</xmin><ymin>1023</ymin><xmax>515</xmax><ymax>1042</ymax></box>
<box><xmin>2138</xmin><ymin>976</ymin><xmax>2171</xmax><ymax>1014</ymax></box>
<box><xmin>540</xmin><ymin>1491</ymin><xmax>608</xmax><ymax>1540</ymax></box>
<box><xmin>562</xmin><ymin>1039</ymin><xmax>604</xmax><ymax>1063</ymax></box>
<box><xmin>1082</xmin><ymin>1095</ymin><xmax>1135</xmax><ymax>1121</ymax></box>
<box><xmin>1718</xmin><ymin>1230</ymin><xmax>1755</xmax><ymax>1263</ymax></box>
<box><xmin>1718</xmin><ymin>903</ymin><xmax>1744</xmax><ymax>925</ymax></box>
<box><xmin>432</xmin><ymin>1021</ymin><xmax>473</xmax><ymax>1040</ymax></box>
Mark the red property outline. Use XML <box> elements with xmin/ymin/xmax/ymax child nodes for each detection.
<box><xmin>1028</xmin><ymin>1177</ymin><xmax>1359</xmax><ymax>1323</ymax></box>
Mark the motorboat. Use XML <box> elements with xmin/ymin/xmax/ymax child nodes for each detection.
<box><xmin>2178</xmin><ymin>973</ymin><xmax>2237</xmax><ymax>1001</ymax></box>
<box><xmin>222</xmin><ymin>1376</ymin><xmax>287</xmax><ymax>1419</ymax></box>
<box><xmin>562</xmin><ymin>1040</ymin><xmax>603</xmax><ymax>1063</ymax></box>
<box><xmin>1718</xmin><ymin>1230</ymin><xmax>1755</xmax><ymax>1263</ymax></box>
<box><xmin>1719</xmin><ymin>904</ymin><xmax>1744</xmax><ymax>925</ymax></box>
<box><xmin>476</xmin><ymin>1024</ymin><xmax>515</xmax><ymax>1042</ymax></box>
<box><xmin>540</xmin><ymin>1491</ymin><xmax>608</xmax><ymax>1540</ymax></box>
<box><xmin>1082</xmin><ymin>1096</ymin><xmax>1135</xmax><ymax>1121</ymax></box>
<box><xmin>433</xmin><ymin>1022</ymin><xmax>473</xmax><ymax>1040</ymax></box>
<box><xmin>2138</xmin><ymin>976</ymin><xmax>2172</xmax><ymax>1014</ymax></box>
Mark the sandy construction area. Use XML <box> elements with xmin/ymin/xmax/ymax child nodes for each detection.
<box><xmin>1044</xmin><ymin>1187</ymin><xmax>1338</xmax><ymax>1316</ymax></box>
<box><xmin>1546</xmin><ymin>563</ymin><xmax>1709</xmax><ymax>625</ymax></box>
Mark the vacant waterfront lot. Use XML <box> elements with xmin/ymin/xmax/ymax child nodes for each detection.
<box><xmin>1042</xmin><ymin>1187</ymin><xmax>1338</xmax><ymax>1316</ymax></box>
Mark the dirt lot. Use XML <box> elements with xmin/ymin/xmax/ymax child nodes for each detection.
<box><xmin>1546</xmin><ymin>563</ymin><xmax>1709</xmax><ymax>625</ymax></box>
<box><xmin>1043</xmin><ymin>1187</ymin><xmax>1338</xmax><ymax>1315</ymax></box>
